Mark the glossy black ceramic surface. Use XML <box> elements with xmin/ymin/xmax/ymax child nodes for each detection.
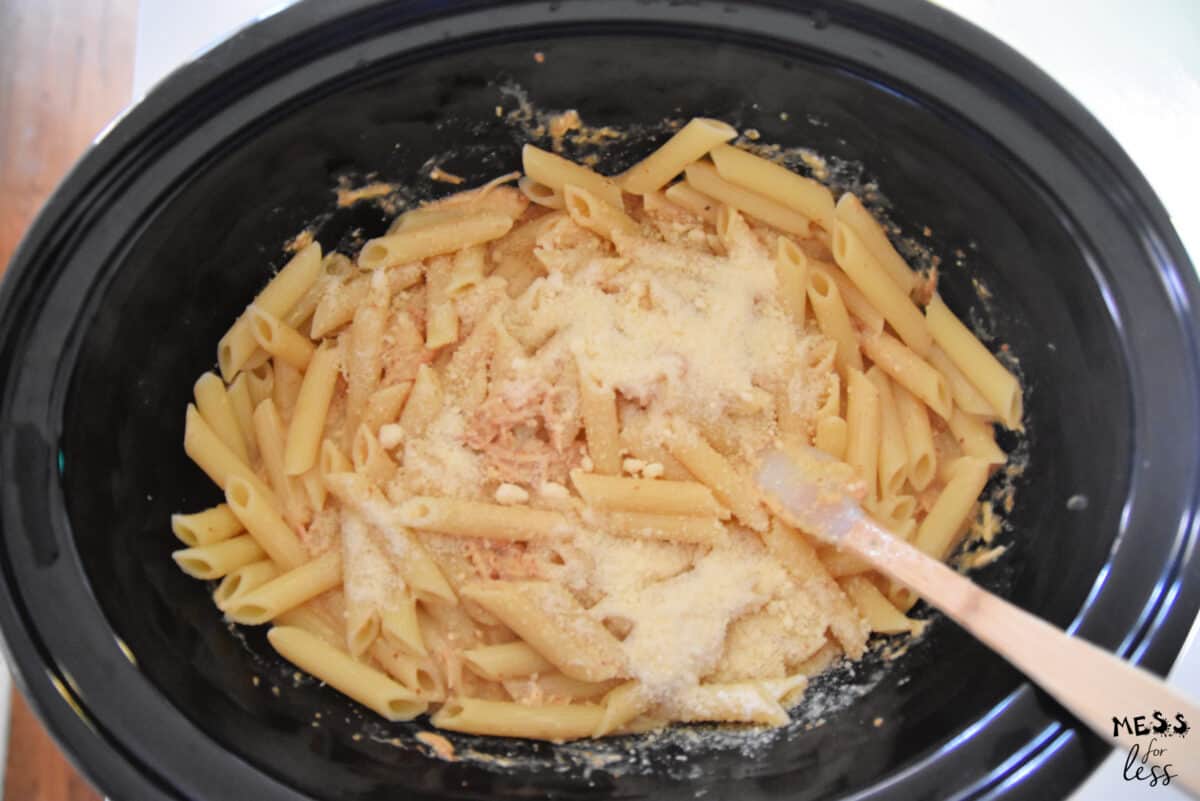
<box><xmin>0</xmin><ymin>2</ymin><xmax>1197</xmax><ymax>800</ymax></box>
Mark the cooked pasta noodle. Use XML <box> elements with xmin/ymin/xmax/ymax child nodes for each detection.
<box><xmin>172</xmin><ymin>118</ymin><xmax>1021</xmax><ymax>740</ymax></box>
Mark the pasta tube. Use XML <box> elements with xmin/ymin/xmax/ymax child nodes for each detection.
<box><xmin>268</xmin><ymin>626</ymin><xmax>426</xmax><ymax>721</ymax></box>
<box><xmin>620</xmin><ymin>118</ymin><xmax>737</xmax><ymax>194</ymax></box>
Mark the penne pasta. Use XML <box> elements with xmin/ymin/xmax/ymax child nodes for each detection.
<box><xmin>492</xmin><ymin>257</ymin><xmax>540</xmax><ymax>298</ymax></box>
<box><xmin>183</xmin><ymin>404</ymin><xmax>275</xmax><ymax>502</ymax></box>
<box><xmin>362</xmin><ymin>381</ymin><xmax>413</xmax><ymax>432</ymax></box>
<box><xmin>275</xmin><ymin>602</ymin><xmax>344</xmax><ymax>649</ymax></box>
<box><xmin>398</xmin><ymin>496</ymin><xmax>570</xmax><ymax>541</ymax></box>
<box><xmin>253</xmin><ymin>398</ymin><xmax>308</xmax><ymax>530</ymax></box>
<box><xmin>684</xmin><ymin>161</ymin><xmax>811</xmax><ymax>237</ymax></box>
<box><xmin>505</xmin><ymin>673</ymin><xmax>619</xmax><ymax>705</ymax></box>
<box><xmin>927</xmin><ymin>344</ymin><xmax>995</xmax><ymax>419</ymax></box>
<box><xmin>845</xmin><ymin>369</ymin><xmax>881</xmax><ymax>502</ymax></box>
<box><xmin>709</xmin><ymin>143</ymin><xmax>836</xmax><ymax>233</ymax></box>
<box><xmin>319</xmin><ymin>438</ymin><xmax>352</xmax><ymax>480</ymax></box>
<box><xmin>913</xmin><ymin>457</ymin><xmax>991</xmax><ymax>559</ymax></box>
<box><xmin>866</xmin><ymin>495</ymin><xmax>917</xmax><ymax>543</ymax></box>
<box><xmin>357</xmin><ymin>212</ymin><xmax>514</xmax><ymax>271</ymax></box>
<box><xmin>840</xmin><ymin>575</ymin><xmax>920</xmax><ymax>635</ymax></box>
<box><xmin>925</xmin><ymin>294</ymin><xmax>1023</xmax><ymax>429</ymax></box>
<box><xmin>171</xmin><ymin>504</ymin><xmax>243</xmax><ymax>547</ymax></box>
<box><xmin>461</xmin><ymin>581</ymin><xmax>626</xmax><ymax>683</ymax></box>
<box><xmin>272</xmin><ymin>361</ymin><xmax>303</xmax><ymax>424</ymax></box>
<box><xmin>620</xmin><ymin>118</ymin><xmax>738</xmax><ymax>194</ymax></box>
<box><xmin>462</xmin><ymin>642</ymin><xmax>554</xmax><ymax>682</ymax></box>
<box><xmin>518</xmin><ymin>175</ymin><xmax>564</xmax><ymax>209</ymax></box>
<box><xmin>446</xmin><ymin>244</ymin><xmax>487</xmax><ymax>297</ymax></box>
<box><xmin>807</xmin><ymin>267</ymin><xmax>862</xmax><ymax>374</ymax></box>
<box><xmin>214</xmin><ymin>560</ymin><xmax>279</xmax><ymax>610</ymax></box>
<box><xmin>672</xmin><ymin>682</ymin><xmax>788</xmax><ymax>726</ymax></box>
<box><xmin>814</xmin><ymin>415</ymin><xmax>848</xmax><ymax>460</ymax></box>
<box><xmin>225</xmin><ymin>550</ymin><xmax>342</xmax><ymax>625</ymax></box>
<box><xmin>576</xmin><ymin>363</ymin><xmax>622</xmax><ymax>475</ymax></box>
<box><xmin>225</xmin><ymin>373</ymin><xmax>259</xmax><ymax>464</ymax></box>
<box><xmin>834</xmin><ymin>193</ymin><xmax>916</xmax><ymax>293</ymax></box>
<box><xmin>762</xmin><ymin>674</ymin><xmax>809</xmax><ymax>707</ymax></box>
<box><xmin>381</xmin><ymin>595</ymin><xmax>426</xmax><ymax>657</ymax></box>
<box><xmin>421</xmin><ymin>180</ymin><xmax>522</xmax><ymax>221</ymax></box>
<box><xmin>351</xmin><ymin>424</ymin><xmax>397</xmax><ymax>485</ymax></box>
<box><xmin>341</xmin><ymin>511</ymin><xmax>391</xmax><ymax>657</ymax></box>
<box><xmin>343</xmin><ymin>274</ymin><xmax>389</xmax><ymax>439</ymax></box>
<box><xmin>569</xmin><ymin>471</ymin><xmax>729</xmax><ymax>519</ymax></box>
<box><xmin>312</xmin><ymin>275</ymin><xmax>370</xmax><ymax>338</ymax></box>
<box><xmin>860</xmin><ymin>331</ymin><xmax>952</xmax><ymax>421</ymax></box>
<box><xmin>322</xmin><ymin>473</ymin><xmax>457</xmax><ymax>606</ymax></box>
<box><xmin>439</xmin><ymin>312</ymin><xmax>495</xmax><ymax>414</ymax></box>
<box><xmin>716</xmin><ymin>205</ymin><xmax>763</xmax><ymax>260</ymax></box>
<box><xmin>775</xmin><ymin>237</ymin><xmax>808</xmax><ymax>325</ymax></box>
<box><xmin>617</xmin><ymin>436</ymin><xmax>693</xmax><ymax>483</ymax></box>
<box><xmin>283</xmin><ymin>342</ymin><xmax>340</xmax><ymax>476</ymax></box>
<box><xmin>224</xmin><ymin>476</ymin><xmax>309</xmax><ymax>570</ymax></box>
<box><xmin>193</xmin><ymin>372</ymin><xmax>250</xmax><ymax>464</ymax></box>
<box><xmin>245</xmin><ymin>362</ymin><xmax>274</xmax><ymax>406</ymax></box>
<box><xmin>432</xmin><ymin>697</ymin><xmax>604</xmax><ymax>742</ymax></box>
<box><xmin>371</xmin><ymin>641</ymin><xmax>443</xmax><ymax>699</ymax></box>
<box><xmin>593</xmin><ymin>681</ymin><xmax>650</xmax><ymax>737</ymax></box>
<box><xmin>248</xmin><ymin>306</ymin><xmax>315</xmax><ymax>369</ymax></box>
<box><xmin>522</xmin><ymin>144</ymin><xmax>624</xmax><ymax>209</ymax></box>
<box><xmin>821</xmin><ymin>261</ymin><xmax>885</xmax><ymax>333</ymax></box>
<box><xmin>299</xmin><ymin>467</ymin><xmax>327</xmax><ymax>513</ymax></box>
<box><xmin>390</xmin><ymin>205</ymin><xmax>467</xmax><ymax>234</ymax></box>
<box><xmin>603</xmin><ymin>511</ymin><xmax>727</xmax><ymax>546</ymax></box>
<box><xmin>865</xmin><ymin>367</ymin><xmax>909</xmax><ymax>499</ymax></box>
<box><xmin>242</xmin><ymin>347</ymin><xmax>271</xmax><ymax>372</ymax></box>
<box><xmin>891</xmin><ymin>381</ymin><xmax>936</xmax><ymax>491</ymax></box>
<box><xmin>398</xmin><ymin>363</ymin><xmax>442</xmax><ymax>436</ymax></box>
<box><xmin>218</xmin><ymin>241</ymin><xmax>322</xmax><ymax>380</ymax></box>
<box><xmin>946</xmin><ymin>407</ymin><xmax>1007</xmax><ymax>465</ymax></box>
<box><xmin>268</xmin><ymin>626</ymin><xmax>426</xmax><ymax>721</ymax></box>
<box><xmin>663</xmin><ymin>182</ymin><xmax>719</xmax><ymax>223</ymax></box>
<box><xmin>832</xmin><ymin>222</ymin><xmax>931</xmax><ymax>356</ymax></box>
<box><xmin>564</xmin><ymin>185</ymin><xmax>639</xmax><ymax>241</ymax></box>
<box><xmin>424</xmin><ymin>255</ymin><xmax>460</xmax><ymax>349</ymax></box>
<box><xmin>665</xmin><ymin>431</ymin><xmax>769</xmax><ymax>531</ymax></box>
<box><xmin>172</xmin><ymin>534</ymin><xmax>265</xmax><ymax>580</ymax></box>
<box><xmin>282</xmin><ymin>261</ymin><xmax>333</xmax><ymax>331</ymax></box>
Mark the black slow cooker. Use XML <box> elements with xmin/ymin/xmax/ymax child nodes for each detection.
<box><xmin>1</xmin><ymin>1</ymin><xmax>1197</xmax><ymax>799</ymax></box>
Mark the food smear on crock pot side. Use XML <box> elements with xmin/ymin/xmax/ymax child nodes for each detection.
<box><xmin>336</xmin><ymin>180</ymin><xmax>399</xmax><ymax>208</ymax></box>
<box><xmin>415</xmin><ymin>730</ymin><xmax>458</xmax><ymax>761</ymax></box>
<box><xmin>171</xmin><ymin>102</ymin><xmax>1026</xmax><ymax>752</ymax></box>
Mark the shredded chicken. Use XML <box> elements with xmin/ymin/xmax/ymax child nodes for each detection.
<box><xmin>463</xmin><ymin>540</ymin><xmax>544</xmax><ymax>581</ymax></box>
<box><xmin>466</xmin><ymin>378</ymin><xmax>581</xmax><ymax>485</ymax></box>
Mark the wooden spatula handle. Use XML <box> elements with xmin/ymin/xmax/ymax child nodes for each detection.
<box><xmin>844</xmin><ymin>521</ymin><xmax>1200</xmax><ymax>795</ymax></box>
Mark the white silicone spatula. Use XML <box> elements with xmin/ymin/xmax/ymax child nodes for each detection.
<box><xmin>756</xmin><ymin>448</ymin><xmax>1200</xmax><ymax>796</ymax></box>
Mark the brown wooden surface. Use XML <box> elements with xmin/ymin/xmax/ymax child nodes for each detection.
<box><xmin>1</xmin><ymin>0</ymin><xmax>138</xmax><ymax>798</ymax></box>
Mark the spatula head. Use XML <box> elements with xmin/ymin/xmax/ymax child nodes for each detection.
<box><xmin>755</xmin><ymin>447</ymin><xmax>867</xmax><ymax>545</ymax></box>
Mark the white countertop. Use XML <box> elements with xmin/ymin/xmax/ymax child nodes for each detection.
<box><xmin>5</xmin><ymin>1</ymin><xmax>1196</xmax><ymax>799</ymax></box>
